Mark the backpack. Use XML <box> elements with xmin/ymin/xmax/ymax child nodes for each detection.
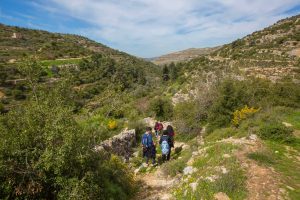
<box><xmin>142</xmin><ymin>133</ymin><xmax>152</xmax><ymax>147</ymax></box>
<box><xmin>161</xmin><ymin>136</ymin><xmax>170</xmax><ymax>155</ymax></box>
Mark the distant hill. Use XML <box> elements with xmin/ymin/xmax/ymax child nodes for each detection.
<box><xmin>211</xmin><ymin>14</ymin><xmax>300</xmax><ymax>67</ymax></box>
<box><xmin>0</xmin><ymin>23</ymin><xmax>152</xmax><ymax>65</ymax></box>
<box><xmin>151</xmin><ymin>47</ymin><xmax>221</xmax><ymax>65</ymax></box>
<box><xmin>179</xmin><ymin>14</ymin><xmax>300</xmax><ymax>85</ymax></box>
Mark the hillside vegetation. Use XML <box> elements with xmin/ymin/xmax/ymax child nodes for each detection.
<box><xmin>0</xmin><ymin>14</ymin><xmax>300</xmax><ymax>200</ymax></box>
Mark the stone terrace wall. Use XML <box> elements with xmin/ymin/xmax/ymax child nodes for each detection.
<box><xmin>94</xmin><ymin>129</ymin><xmax>136</xmax><ymax>160</ymax></box>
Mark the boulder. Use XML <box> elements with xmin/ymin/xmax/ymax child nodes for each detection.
<box><xmin>94</xmin><ymin>129</ymin><xmax>136</xmax><ymax>161</ymax></box>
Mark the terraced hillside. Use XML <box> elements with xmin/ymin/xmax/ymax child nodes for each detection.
<box><xmin>152</xmin><ymin>47</ymin><xmax>221</xmax><ymax>65</ymax></box>
<box><xmin>0</xmin><ymin>24</ymin><xmax>160</xmax><ymax>113</ymax></box>
<box><xmin>0</xmin><ymin>23</ymin><xmax>124</xmax><ymax>63</ymax></box>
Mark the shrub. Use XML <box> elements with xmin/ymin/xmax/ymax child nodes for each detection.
<box><xmin>174</xmin><ymin>101</ymin><xmax>203</xmax><ymax>137</ymax></box>
<box><xmin>232</xmin><ymin>105</ymin><xmax>260</xmax><ymax>127</ymax></box>
<box><xmin>0</xmin><ymin>103</ymin><xmax>5</xmax><ymax>113</ymax></box>
<box><xmin>0</xmin><ymin>81</ymin><xmax>136</xmax><ymax>199</ymax></box>
<box><xmin>259</xmin><ymin>122</ymin><xmax>294</xmax><ymax>143</ymax></box>
<box><xmin>149</xmin><ymin>97</ymin><xmax>173</xmax><ymax>121</ymax></box>
<box><xmin>207</xmin><ymin>80</ymin><xmax>247</xmax><ymax>132</ymax></box>
<box><xmin>12</xmin><ymin>89</ymin><xmax>26</xmax><ymax>100</ymax></box>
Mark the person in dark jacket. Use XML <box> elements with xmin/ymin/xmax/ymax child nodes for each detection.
<box><xmin>159</xmin><ymin>130</ymin><xmax>172</xmax><ymax>162</ymax></box>
<box><xmin>141</xmin><ymin>127</ymin><xmax>156</xmax><ymax>165</ymax></box>
<box><xmin>166</xmin><ymin>125</ymin><xmax>175</xmax><ymax>148</ymax></box>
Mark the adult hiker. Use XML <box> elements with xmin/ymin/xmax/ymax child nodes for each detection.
<box><xmin>141</xmin><ymin>127</ymin><xmax>156</xmax><ymax>165</ymax></box>
<box><xmin>166</xmin><ymin>125</ymin><xmax>175</xmax><ymax>149</ymax></box>
<box><xmin>159</xmin><ymin>130</ymin><xmax>172</xmax><ymax>162</ymax></box>
<box><xmin>154</xmin><ymin>121</ymin><xmax>163</xmax><ymax>137</ymax></box>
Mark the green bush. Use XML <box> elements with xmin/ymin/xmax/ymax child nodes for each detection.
<box><xmin>207</xmin><ymin>79</ymin><xmax>247</xmax><ymax>132</ymax></box>
<box><xmin>174</xmin><ymin>101</ymin><xmax>203</xmax><ymax>138</ymax></box>
<box><xmin>0</xmin><ymin>83</ymin><xmax>136</xmax><ymax>199</ymax></box>
<box><xmin>259</xmin><ymin>122</ymin><xmax>294</xmax><ymax>143</ymax></box>
<box><xmin>149</xmin><ymin>97</ymin><xmax>173</xmax><ymax>121</ymax></box>
<box><xmin>0</xmin><ymin>103</ymin><xmax>5</xmax><ymax>114</ymax></box>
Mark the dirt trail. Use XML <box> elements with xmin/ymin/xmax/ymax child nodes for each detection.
<box><xmin>134</xmin><ymin>142</ymin><xmax>187</xmax><ymax>200</ymax></box>
<box><xmin>222</xmin><ymin>137</ymin><xmax>288</xmax><ymax>200</ymax></box>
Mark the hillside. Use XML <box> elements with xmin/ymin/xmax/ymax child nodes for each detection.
<box><xmin>151</xmin><ymin>47</ymin><xmax>221</xmax><ymax>65</ymax></box>
<box><xmin>214</xmin><ymin>14</ymin><xmax>300</xmax><ymax>63</ymax></box>
<box><xmin>0</xmin><ymin>23</ymin><xmax>129</xmax><ymax>63</ymax></box>
<box><xmin>0</xmin><ymin>24</ymin><xmax>160</xmax><ymax>113</ymax></box>
<box><xmin>170</xmin><ymin>14</ymin><xmax>300</xmax><ymax>95</ymax></box>
<box><xmin>0</xmin><ymin>13</ymin><xmax>300</xmax><ymax>200</ymax></box>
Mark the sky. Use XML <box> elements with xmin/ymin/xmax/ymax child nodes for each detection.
<box><xmin>0</xmin><ymin>0</ymin><xmax>300</xmax><ymax>58</ymax></box>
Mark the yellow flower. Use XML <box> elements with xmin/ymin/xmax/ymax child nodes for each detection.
<box><xmin>232</xmin><ymin>105</ymin><xmax>260</xmax><ymax>126</ymax></box>
<box><xmin>108</xmin><ymin>120</ymin><xmax>117</xmax><ymax>130</ymax></box>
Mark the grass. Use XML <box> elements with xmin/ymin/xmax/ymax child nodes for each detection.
<box><xmin>247</xmin><ymin>151</ymin><xmax>276</xmax><ymax>166</ymax></box>
<box><xmin>204</xmin><ymin>127</ymin><xmax>237</xmax><ymax>142</ymax></box>
<box><xmin>266</xmin><ymin>141</ymin><xmax>300</xmax><ymax>199</ymax></box>
<box><xmin>283</xmin><ymin>110</ymin><xmax>300</xmax><ymax>130</ymax></box>
<box><xmin>174</xmin><ymin>142</ymin><xmax>247</xmax><ymax>200</ymax></box>
<box><xmin>161</xmin><ymin>147</ymin><xmax>192</xmax><ymax>177</ymax></box>
<box><xmin>247</xmin><ymin>140</ymin><xmax>300</xmax><ymax>199</ymax></box>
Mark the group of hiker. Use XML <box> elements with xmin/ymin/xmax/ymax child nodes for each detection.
<box><xmin>141</xmin><ymin>122</ymin><xmax>175</xmax><ymax>165</ymax></box>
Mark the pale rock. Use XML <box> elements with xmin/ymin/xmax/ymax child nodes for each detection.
<box><xmin>214</xmin><ymin>192</ymin><xmax>230</xmax><ymax>200</ymax></box>
<box><xmin>216</xmin><ymin>166</ymin><xmax>228</xmax><ymax>174</ymax></box>
<box><xmin>282</xmin><ymin>122</ymin><xmax>293</xmax><ymax>127</ymax></box>
<box><xmin>249</xmin><ymin>134</ymin><xmax>258</xmax><ymax>141</ymax></box>
<box><xmin>223</xmin><ymin>154</ymin><xmax>231</xmax><ymax>158</ymax></box>
<box><xmin>205</xmin><ymin>175</ymin><xmax>219</xmax><ymax>182</ymax></box>
<box><xmin>189</xmin><ymin>182</ymin><xmax>198</xmax><ymax>192</ymax></box>
<box><xmin>133</xmin><ymin>151</ymin><xmax>139</xmax><ymax>157</ymax></box>
<box><xmin>187</xmin><ymin>158</ymin><xmax>195</xmax><ymax>166</ymax></box>
<box><xmin>286</xmin><ymin>186</ymin><xmax>295</xmax><ymax>191</ymax></box>
<box><xmin>183</xmin><ymin>166</ymin><xmax>197</xmax><ymax>175</ymax></box>
<box><xmin>142</xmin><ymin>163</ymin><xmax>148</xmax><ymax>168</ymax></box>
<box><xmin>183</xmin><ymin>190</ymin><xmax>188</xmax><ymax>197</ymax></box>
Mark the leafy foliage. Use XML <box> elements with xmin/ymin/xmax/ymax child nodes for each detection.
<box><xmin>0</xmin><ymin>63</ymin><xmax>136</xmax><ymax>199</ymax></box>
<box><xmin>259</xmin><ymin>122</ymin><xmax>294</xmax><ymax>143</ymax></box>
<box><xmin>232</xmin><ymin>105</ymin><xmax>260</xmax><ymax>127</ymax></box>
<box><xmin>149</xmin><ymin>97</ymin><xmax>173</xmax><ymax>120</ymax></box>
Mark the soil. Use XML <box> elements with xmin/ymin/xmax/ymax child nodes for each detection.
<box><xmin>222</xmin><ymin>137</ymin><xmax>288</xmax><ymax>200</ymax></box>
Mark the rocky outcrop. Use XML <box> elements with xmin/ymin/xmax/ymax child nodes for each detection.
<box><xmin>94</xmin><ymin>129</ymin><xmax>136</xmax><ymax>161</ymax></box>
<box><xmin>142</xmin><ymin>117</ymin><xmax>172</xmax><ymax>129</ymax></box>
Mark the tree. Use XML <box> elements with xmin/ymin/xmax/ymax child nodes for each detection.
<box><xmin>169</xmin><ymin>62</ymin><xmax>179</xmax><ymax>80</ymax></box>
<box><xmin>150</xmin><ymin>97</ymin><xmax>173</xmax><ymax>120</ymax></box>
<box><xmin>0</xmin><ymin>62</ymin><xmax>136</xmax><ymax>199</ymax></box>
<box><xmin>162</xmin><ymin>65</ymin><xmax>170</xmax><ymax>81</ymax></box>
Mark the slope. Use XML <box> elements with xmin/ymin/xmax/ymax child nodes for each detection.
<box><xmin>151</xmin><ymin>47</ymin><xmax>221</xmax><ymax>65</ymax></box>
<box><xmin>0</xmin><ymin>23</ymin><xmax>161</xmax><ymax>113</ymax></box>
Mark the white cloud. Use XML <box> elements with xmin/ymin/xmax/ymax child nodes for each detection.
<box><xmin>33</xmin><ymin>0</ymin><xmax>300</xmax><ymax>57</ymax></box>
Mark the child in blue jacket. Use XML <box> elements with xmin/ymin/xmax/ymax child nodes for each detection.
<box><xmin>141</xmin><ymin>127</ymin><xmax>156</xmax><ymax>165</ymax></box>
